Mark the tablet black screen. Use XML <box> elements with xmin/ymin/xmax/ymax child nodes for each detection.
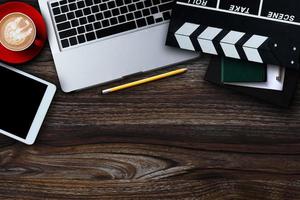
<box><xmin>0</xmin><ymin>66</ymin><xmax>47</xmax><ymax>139</ymax></box>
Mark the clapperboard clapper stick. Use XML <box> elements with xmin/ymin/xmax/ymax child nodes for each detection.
<box><xmin>166</xmin><ymin>0</ymin><xmax>300</xmax><ymax>69</ymax></box>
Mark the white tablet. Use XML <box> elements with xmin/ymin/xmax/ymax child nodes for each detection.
<box><xmin>0</xmin><ymin>62</ymin><xmax>56</xmax><ymax>145</ymax></box>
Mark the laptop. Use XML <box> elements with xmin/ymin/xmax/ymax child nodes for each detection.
<box><xmin>38</xmin><ymin>0</ymin><xmax>198</xmax><ymax>92</ymax></box>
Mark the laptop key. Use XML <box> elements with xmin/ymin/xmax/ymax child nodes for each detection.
<box><xmin>79</xmin><ymin>17</ymin><xmax>88</xmax><ymax>25</ymax></box>
<box><xmin>55</xmin><ymin>14</ymin><xmax>67</xmax><ymax>23</ymax></box>
<box><xmin>136</xmin><ymin>18</ymin><xmax>146</xmax><ymax>27</ymax></box>
<box><xmin>71</xmin><ymin>19</ymin><xmax>79</xmax><ymax>27</ymax></box>
<box><xmin>83</xmin><ymin>7</ymin><xmax>91</xmax><ymax>15</ymax></box>
<box><xmin>116</xmin><ymin>1</ymin><xmax>124</xmax><ymax>6</ymax></box>
<box><xmin>92</xmin><ymin>5</ymin><xmax>99</xmax><ymax>13</ymax></box>
<box><xmin>59</xmin><ymin>28</ymin><xmax>77</xmax><ymax>39</ymax></box>
<box><xmin>52</xmin><ymin>7</ymin><xmax>60</xmax><ymax>15</ymax></box>
<box><xmin>144</xmin><ymin>0</ymin><xmax>152</xmax><ymax>7</ymax></box>
<box><xmin>150</xmin><ymin>6</ymin><xmax>159</xmax><ymax>14</ymax></box>
<box><xmin>126</xmin><ymin>13</ymin><xmax>134</xmax><ymax>20</ymax></box>
<box><xmin>112</xmin><ymin>8</ymin><xmax>120</xmax><ymax>16</ymax></box>
<box><xmin>118</xmin><ymin>15</ymin><xmax>126</xmax><ymax>23</ymax></box>
<box><xmin>69</xmin><ymin>36</ymin><xmax>78</xmax><ymax>46</ymax></box>
<box><xmin>128</xmin><ymin>4</ymin><xmax>136</xmax><ymax>12</ymax></box>
<box><xmin>77</xmin><ymin>35</ymin><xmax>86</xmax><ymax>43</ymax></box>
<box><xmin>146</xmin><ymin>16</ymin><xmax>155</xmax><ymax>25</ymax></box>
<box><xmin>61</xmin><ymin>5</ymin><xmax>69</xmax><ymax>13</ymax></box>
<box><xmin>67</xmin><ymin>12</ymin><xmax>75</xmax><ymax>20</ymax></box>
<box><xmin>51</xmin><ymin>2</ymin><xmax>59</xmax><ymax>7</ymax></box>
<box><xmin>124</xmin><ymin>0</ymin><xmax>131</xmax><ymax>4</ymax></box>
<box><xmin>95</xmin><ymin>13</ymin><xmax>103</xmax><ymax>20</ymax></box>
<box><xmin>108</xmin><ymin>1</ymin><xmax>116</xmax><ymax>9</ymax></box>
<box><xmin>69</xmin><ymin>3</ymin><xmax>77</xmax><ymax>11</ymax></box>
<box><xmin>99</xmin><ymin>3</ymin><xmax>108</xmax><ymax>11</ymax></box>
<box><xmin>86</xmin><ymin>32</ymin><xmax>96</xmax><ymax>41</ymax></box>
<box><xmin>96</xmin><ymin>21</ymin><xmax>136</xmax><ymax>39</ymax></box>
<box><xmin>85</xmin><ymin>24</ymin><xmax>94</xmax><ymax>32</ymax></box>
<box><xmin>57</xmin><ymin>21</ymin><xmax>71</xmax><ymax>31</ymax></box>
<box><xmin>60</xmin><ymin>0</ymin><xmax>67</xmax><ymax>5</ymax></box>
<box><xmin>77</xmin><ymin>26</ymin><xmax>85</xmax><ymax>34</ymax></box>
<box><xmin>87</xmin><ymin>15</ymin><xmax>96</xmax><ymax>23</ymax></box>
<box><xmin>134</xmin><ymin>11</ymin><xmax>142</xmax><ymax>19</ymax></box>
<box><xmin>104</xmin><ymin>10</ymin><xmax>112</xmax><ymax>18</ymax></box>
<box><xmin>85</xmin><ymin>0</ymin><xmax>93</xmax><ymax>6</ymax></box>
<box><xmin>61</xmin><ymin>39</ymin><xmax>69</xmax><ymax>48</ymax></box>
<box><xmin>120</xmin><ymin>6</ymin><xmax>128</xmax><ymax>14</ymax></box>
<box><xmin>110</xmin><ymin>17</ymin><xmax>118</xmax><ymax>25</ymax></box>
<box><xmin>77</xmin><ymin>1</ymin><xmax>85</xmax><ymax>8</ymax></box>
<box><xmin>136</xmin><ymin>2</ymin><xmax>144</xmax><ymax>9</ymax></box>
<box><xmin>93</xmin><ymin>22</ymin><xmax>102</xmax><ymax>29</ymax></box>
<box><xmin>142</xmin><ymin>8</ymin><xmax>150</xmax><ymax>16</ymax></box>
<box><xmin>75</xmin><ymin>10</ymin><xmax>83</xmax><ymax>17</ymax></box>
<box><xmin>102</xmin><ymin>19</ymin><xmax>110</xmax><ymax>27</ymax></box>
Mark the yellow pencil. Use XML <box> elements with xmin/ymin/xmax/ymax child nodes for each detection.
<box><xmin>102</xmin><ymin>68</ymin><xmax>188</xmax><ymax>94</ymax></box>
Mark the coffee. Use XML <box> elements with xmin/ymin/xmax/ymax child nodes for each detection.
<box><xmin>0</xmin><ymin>12</ymin><xmax>36</xmax><ymax>51</ymax></box>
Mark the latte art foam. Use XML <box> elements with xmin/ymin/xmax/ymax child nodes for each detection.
<box><xmin>0</xmin><ymin>13</ymin><xmax>36</xmax><ymax>51</ymax></box>
<box><xmin>4</xmin><ymin>17</ymin><xmax>34</xmax><ymax>46</ymax></box>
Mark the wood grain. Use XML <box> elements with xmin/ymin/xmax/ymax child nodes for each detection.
<box><xmin>1</xmin><ymin>0</ymin><xmax>300</xmax><ymax>199</ymax></box>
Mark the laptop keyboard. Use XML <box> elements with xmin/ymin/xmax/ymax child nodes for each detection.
<box><xmin>49</xmin><ymin>0</ymin><xmax>173</xmax><ymax>49</ymax></box>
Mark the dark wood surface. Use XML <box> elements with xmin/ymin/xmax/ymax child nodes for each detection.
<box><xmin>1</xmin><ymin>0</ymin><xmax>300</xmax><ymax>199</ymax></box>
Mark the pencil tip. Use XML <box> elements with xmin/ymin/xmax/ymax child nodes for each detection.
<box><xmin>102</xmin><ymin>89</ymin><xmax>110</xmax><ymax>94</ymax></box>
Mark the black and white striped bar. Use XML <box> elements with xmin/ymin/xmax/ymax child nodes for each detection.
<box><xmin>173</xmin><ymin>22</ymin><xmax>279</xmax><ymax>65</ymax></box>
<box><xmin>175</xmin><ymin>23</ymin><xmax>200</xmax><ymax>51</ymax></box>
<box><xmin>243</xmin><ymin>35</ymin><xmax>268</xmax><ymax>63</ymax></box>
<box><xmin>197</xmin><ymin>27</ymin><xmax>222</xmax><ymax>55</ymax></box>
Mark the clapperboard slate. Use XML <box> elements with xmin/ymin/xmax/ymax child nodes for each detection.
<box><xmin>166</xmin><ymin>0</ymin><xmax>300</xmax><ymax>69</ymax></box>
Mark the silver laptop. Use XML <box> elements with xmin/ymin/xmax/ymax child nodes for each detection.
<box><xmin>38</xmin><ymin>0</ymin><xmax>198</xmax><ymax>92</ymax></box>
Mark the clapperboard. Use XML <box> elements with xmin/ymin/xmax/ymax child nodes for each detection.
<box><xmin>166</xmin><ymin>0</ymin><xmax>300</xmax><ymax>69</ymax></box>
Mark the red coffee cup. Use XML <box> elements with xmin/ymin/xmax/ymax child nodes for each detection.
<box><xmin>0</xmin><ymin>2</ymin><xmax>47</xmax><ymax>64</ymax></box>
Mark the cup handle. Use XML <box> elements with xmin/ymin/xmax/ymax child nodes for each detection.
<box><xmin>33</xmin><ymin>38</ymin><xmax>43</xmax><ymax>48</ymax></box>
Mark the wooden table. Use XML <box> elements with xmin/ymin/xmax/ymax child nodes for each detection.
<box><xmin>1</xmin><ymin>0</ymin><xmax>300</xmax><ymax>199</ymax></box>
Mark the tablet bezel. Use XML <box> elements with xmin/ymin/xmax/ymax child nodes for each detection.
<box><xmin>0</xmin><ymin>63</ymin><xmax>56</xmax><ymax>145</ymax></box>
